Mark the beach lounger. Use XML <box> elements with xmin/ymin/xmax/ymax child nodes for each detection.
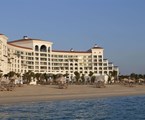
<box><xmin>0</xmin><ymin>81</ymin><xmax>15</xmax><ymax>91</ymax></box>
<box><xmin>58</xmin><ymin>83</ymin><xmax>68</xmax><ymax>89</ymax></box>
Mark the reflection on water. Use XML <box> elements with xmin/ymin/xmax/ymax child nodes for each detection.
<box><xmin>1</xmin><ymin>95</ymin><xmax>145</xmax><ymax>120</ymax></box>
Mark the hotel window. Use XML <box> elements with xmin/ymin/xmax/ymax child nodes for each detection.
<box><xmin>104</xmin><ymin>71</ymin><xmax>107</xmax><ymax>74</ymax></box>
<box><xmin>98</xmin><ymin>55</ymin><xmax>102</xmax><ymax>58</ymax></box>
<box><xmin>35</xmin><ymin>66</ymin><xmax>39</xmax><ymax>69</ymax></box>
<box><xmin>64</xmin><ymin>55</ymin><xmax>67</xmax><ymax>58</ymax></box>
<box><xmin>99</xmin><ymin>71</ymin><xmax>102</xmax><ymax>74</ymax></box>
<box><xmin>58</xmin><ymin>55</ymin><xmax>63</xmax><ymax>58</ymax></box>
<box><xmin>40</xmin><ymin>53</ymin><xmax>47</xmax><ymax>57</ymax></box>
<box><xmin>35</xmin><ymin>57</ymin><xmax>39</xmax><ymax>60</ymax></box>
<box><xmin>84</xmin><ymin>67</ymin><xmax>87</xmax><ymax>70</ymax></box>
<box><xmin>65</xmin><ymin>67</ymin><xmax>68</xmax><ymax>70</ymax></box>
<box><xmin>104</xmin><ymin>67</ymin><xmax>107</xmax><ymax>70</ymax></box>
<box><xmin>28</xmin><ymin>53</ymin><xmax>31</xmax><ymax>55</ymax></box>
<box><xmin>99</xmin><ymin>59</ymin><xmax>102</xmax><ymax>62</ymax></box>
<box><xmin>109</xmin><ymin>71</ymin><xmax>112</xmax><ymax>74</ymax></box>
<box><xmin>89</xmin><ymin>67</ymin><xmax>92</xmax><ymax>70</ymax></box>
<box><xmin>40</xmin><ymin>45</ymin><xmax>47</xmax><ymax>52</ymax></box>
<box><xmin>93</xmin><ymin>55</ymin><xmax>97</xmax><ymax>58</ymax></box>
<box><xmin>35</xmin><ymin>45</ymin><xmax>39</xmax><ymax>51</ymax></box>
<box><xmin>94</xmin><ymin>59</ymin><xmax>97</xmax><ymax>62</ymax></box>
<box><xmin>94</xmin><ymin>67</ymin><xmax>97</xmax><ymax>70</ymax></box>
<box><xmin>94</xmin><ymin>71</ymin><xmax>97</xmax><ymax>73</ymax></box>
<box><xmin>94</xmin><ymin>63</ymin><xmax>97</xmax><ymax>66</ymax></box>
<box><xmin>103</xmin><ymin>63</ymin><xmax>107</xmax><ymax>66</ymax></box>
<box><xmin>109</xmin><ymin>67</ymin><xmax>112</xmax><ymax>70</ymax></box>
<box><xmin>65</xmin><ymin>59</ymin><xmax>68</xmax><ymax>62</ymax></box>
<box><xmin>99</xmin><ymin>63</ymin><xmax>102</xmax><ymax>66</ymax></box>
<box><xmin>80</xmin><ymin>67</ymin><xmax>83</xmax><ymax>70</ymax></box>
<box><xmin>54</xmin><ymin>55</ymin><xmax>57</xmax><ymax>57</ymax></box>
<box><xmin>35</xmin><ymin>53</ymin><xmax>39</xmax><ymax>56</ymax></box>
<box><xmin>99</xmin><ymin>67</ymin><xmax>102</xmax><ymax>70</ymax></box>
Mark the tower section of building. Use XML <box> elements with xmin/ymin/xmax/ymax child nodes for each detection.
<box><xmin>0</xmin><ymin>34</ymin><xmax>8</xmax><ymax>74</ymax></box>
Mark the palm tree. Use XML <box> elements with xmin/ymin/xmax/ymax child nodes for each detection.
<box><xmin>89</xmin><ymin>71</ymin><xmax>94</xmax><ymax>83</ymax></box>
<box><xmin>108</xmin><ymin>70</ymin><xmax>118</xmax><ymax>83</ymax></box>
<box><xmin>22</xmin><ymin>71</ymin><xmax>35</xmax><ymax>84</ymax></box>
<box><xmin>91</xmin><ymin>76</ymin><xmax>96</xmax><ymax>84</ymax></box>
<box><xmin>112</xmin><ymin>70</ymin><xmax>118</xmax><ymax>79</ymax></box>
<box><xmin>16</xmin><ymin>73</ymin><xmax>21</xmax><ymax>78</ymax></box>
<box><xmin>47</xmin><ymin>73</ymin><xmax>54</xmax><ymax>79</ymax></box>
<box><xmin>43</xmin><ymin>73</ymin><xmax>48</xmax><ymax>84</ymax></box>
<box><xmin>130</xmin><ymin>73</ymin><xmax>136</xmax><ymax>79</ymax></box>
<box><xmin>74</xmin><ymin>71</ymin><xmax>80</xmax><ymax>84</ymax></box>
<box><xmin>81</xmin><ymin>74</ymin><xmax>85</xmax><ymax>84</ymax></box>
<box><xmin>40</xmin><ymin>73</ymin><xmax>46</xmax><ymax>84</ymax></box>
<box><xmin>89</xmin><ymin>71</ymin><xmax>93</xmax><ymax>77</ymax></box>
<box><xmin>138</xmin><ymin>74</ymin><xmax>143</xmax><ymax>79</ymax></box>
<box><xmin>63</xmin><ymin>73</ymin><xmax>69</xmax><ymax>78</ymax></box>
<box><xmin>35</xmin><ymin>73</ymin><xmax>42</xmax><ymax>84</ymax></box>
<box><xmin>3</xmin><ymin>74</ymin><xmax>8</xmax><ymax>79</ymax></box>
<box><xmin>7</xmin><ymin>71</ymin><xmax>16</xmax><ymax>78</ymax></box>
<box><xmin>143</xmin><ymin>74</ymin><xmax>145</xmax><ymax>79</ymax></box>
<box><xmin>0</xmin><ymin>73</ymin><xmax>2</xmax><ymax>79</ymax></box>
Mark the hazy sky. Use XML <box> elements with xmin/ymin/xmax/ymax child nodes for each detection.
<box><xmin>0</xmin><ymin>0</ymin><xmax>145</xmax><ymax>75</ymax></box>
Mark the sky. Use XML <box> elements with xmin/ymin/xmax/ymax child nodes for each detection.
<box><xmin>0</xmin><ymin>0</ymin><xmax>145</xmax><ymax>75</ymax></box>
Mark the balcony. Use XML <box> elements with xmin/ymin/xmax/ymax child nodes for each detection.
<box><xmin>103</xmin><ymin>59</ymin><xmax>108</xmax><ymax>62</ymax></box>
<box><xmin>21</xmin><ymin>64</ymin><xmax>27</xmax><ymax>66</ymax></box>
<box><xmin>103</xmin><ymin>63</ymin><xmax>107</xmax><ymax>66</ymax></box>
<box><xmin>40</xmin><ymin>58</ymin><xmax>47</xmax><ymax>61</ymax></box>
<box><xmin>3</xmin><ymin>54</ymin><xmax>7</xmax><ymax>57</ymax></box>
<box><xmin>108</xmin><ymin>67</ymin><xmax>113</xmax><ymax>70</ymax></box>
<box><xmin>108</xmin><ymin>63</ymin><xmax>113</xmax><ymax>67</ymax></box>
<box><xmin>40</xmin><ymin>63</ymin><xmax>47</xmax><ymax>65</ymax></box>
<box><xmin>40</xmin><ymin>53</ymin><xmax>47</xmax><ymax>57</ymax></box>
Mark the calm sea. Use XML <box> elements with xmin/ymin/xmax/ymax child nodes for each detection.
<box><xmin>0</xmin><ymin>95</ymin><xmax>145</xmax><ymax>120</ymax></box>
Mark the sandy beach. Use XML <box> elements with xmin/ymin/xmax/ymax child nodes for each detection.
<box><xmin>1</xmin><ymin>84</ymin><xmax>145</xmax><ymax>105</ymax></box>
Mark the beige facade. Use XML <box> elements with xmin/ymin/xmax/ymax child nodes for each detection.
<box><xmin>0</xmin><ymin>34</ymin><xmax>119</xmax><ymax>77</ymax></box>
<box><xmin>0</xmin><ymin>34</ymin><xmax>8</xmax><ymax>74</ymax></box>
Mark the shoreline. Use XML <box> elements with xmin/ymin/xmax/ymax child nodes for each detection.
<box><xmin>1</xmin><ymin>84</ymin><xmax>145</xmax><ymax>105</ymax></box>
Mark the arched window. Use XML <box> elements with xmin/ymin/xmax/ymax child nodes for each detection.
<box><xmin>48</xmin><ymin>47</ymin><xmax>50</xmax><ymax>52</ymax></box>
<box><xmin>35</xmin><ymin>45</ymin><xmax>39</xmax><ymax>51</ymax></box>
<box><xmin>40</xmin><ymin>45</ymin><xmax>47</xmax><ymax>52</ymax></box>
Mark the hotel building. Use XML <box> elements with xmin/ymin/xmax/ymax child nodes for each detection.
<box><xmin>0</xmin><ymin>34</ymin><xmax>119</xmax><ymax>77</ymax></box>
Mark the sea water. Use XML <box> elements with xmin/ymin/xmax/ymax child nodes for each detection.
<box><xmin>0</xmin><ymin>95</ymin><xmax>145</xmax><ymax>120</ymax></box>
